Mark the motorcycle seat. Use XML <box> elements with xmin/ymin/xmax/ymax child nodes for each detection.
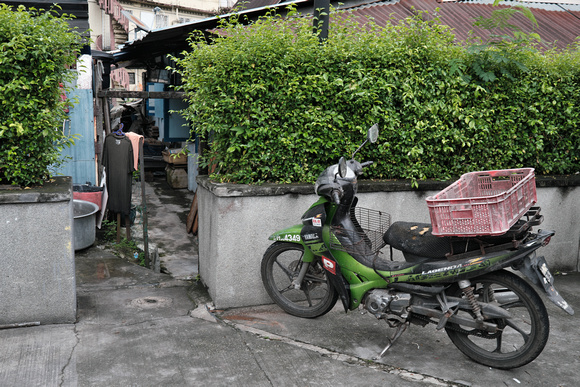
<box><xmin>383</xmin><ymin>221</ymin><xmax>483</xmax><ymax>263</ymax></box>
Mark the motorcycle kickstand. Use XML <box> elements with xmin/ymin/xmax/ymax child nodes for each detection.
<box><xmin>374</xmin><ymin>321</ymin><xmax>410</xmax><ymax>359</ymax></box>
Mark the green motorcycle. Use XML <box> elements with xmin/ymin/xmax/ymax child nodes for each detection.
<box><xmin>261</xmin><ymin>124</ymin><xmax>573</xmax><ymax>369</ymax></box>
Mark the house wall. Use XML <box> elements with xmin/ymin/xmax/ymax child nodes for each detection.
<box><xmin>120</xmin><ymin>0</ymin><xmax>217</xmax><ymax>38</ymax></box>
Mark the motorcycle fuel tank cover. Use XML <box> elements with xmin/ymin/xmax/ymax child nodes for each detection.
<box><xmin>302</xmin><ymin>203</ymin><xmax>326</xmax><ymax>227</ymax></box>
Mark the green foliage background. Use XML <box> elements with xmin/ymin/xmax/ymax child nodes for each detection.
<box><xmin>0</xmin><ymin>4</ymin><xmax>84</xmax><ymax>186</ymax></box>
<box><xmin>174</xmin><ymin>6</ymin><xmax>580</xmax><ymax>185</ymax></box>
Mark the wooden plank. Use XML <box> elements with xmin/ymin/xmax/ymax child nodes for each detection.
<box><xmin>192</xmin><ymin>211</ymin><xmax>198</xmax><ymax>235</ymax></box>
<box><xmin>97</xmin><ymin>90</ymin><xmax>186</xmax><ymax>99</ymax></box>
<box><xmin>186</xmin><ymin>191</ymin><xmax>197</xmax><ymax>234</ymax></box>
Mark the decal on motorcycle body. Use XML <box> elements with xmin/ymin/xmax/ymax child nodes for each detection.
<box><xmin>303</xmin><ymin>215</ymin><xmax>323</xmax><ymax>227</ymax></box>
<box><xmin>302</xmin><ymin>233</ymin><xmax>319</xmax><ymax>241</ymax></box>
<box><xmin>322</xmin><ymin>256</ymin><xmax>337</xmax><ymax>275</ymax></box>
<box><xmin>420</xmin><ymin>257</ymin><xmax>494</xmax><ymax>276</ymax></box>
<box><xmin>302</xmin><ymin>204</ymin><xmax>326</xmax><ymax>226</ymax></box>
<box><xmin>274</xmin><ymin>234</ymin><xmax>301</xmax><ymax>242</ymax></box>
<box><xmin>408</xmin><ymin>259</ymin><xmax>492</xmax><ymax>281</ymax></box>
<box><xmin>301</xmin><ymin>203</ymin><xmax>326</xmax><ymax>249</ymax></box>
<box><xmin>421</xmin><ymin>264</ymin><xmax>462</xmax><ymax>275</ymax></box>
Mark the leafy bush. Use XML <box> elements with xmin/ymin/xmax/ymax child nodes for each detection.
<box><xmin>173</xmin><ymin>6</ymin><xmax>580</xmax><ymax>185</ymax></box>
<box><xmin>0</xmin><ymin>4</ymin><xmax>84</xmax><ymax>187</ymax></box>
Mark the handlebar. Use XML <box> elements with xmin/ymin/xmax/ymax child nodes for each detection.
<box><xmin>331</xmin><ymin>189</ymin><xmax>342</xmax><ymax>205</ymax></box>
<box><xmin>360</xmin><ymin>161</ymin><xmax>374</xmax><ymax>168</ymax></box>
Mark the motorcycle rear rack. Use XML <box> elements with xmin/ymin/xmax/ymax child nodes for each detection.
<box><xmin>445</xmin><ymin>207</ymin><xmax>543</xmax><ymax>262</ymax></box>
<box><xmin>504</xmin><ymin>206</ymin><xmax>543</xmax><ymax>236</ymax></box>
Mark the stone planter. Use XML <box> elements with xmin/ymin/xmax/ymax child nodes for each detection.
<box><xmin>0</xmin><ymin>176</ymin><xmax>76</xmax><ymax>324</ymax></box>
<box><xmin>197</xmin><ymin>175</ymin><xmax>580</xmax><ymax>309</ymax></box>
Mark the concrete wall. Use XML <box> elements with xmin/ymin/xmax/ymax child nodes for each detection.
<box><xmin>0</xmin><ymin>177</ymin><xmax>76</xmax><ymax>324</ymax></box>
<box><xmin>197</xmin><ymin>175</ymin><xmax>580</xmax><ymax>309</ymax></box>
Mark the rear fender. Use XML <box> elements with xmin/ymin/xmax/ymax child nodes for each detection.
<box><xmin>518</xmin><ymin>253</ymin><xmax>574</xmax><ymax>315</ymax></box>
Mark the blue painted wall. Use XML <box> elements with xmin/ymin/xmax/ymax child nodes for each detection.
<box><xmin>167</xmin><ymin>98</ymin><xmax>190</xmax><ymax>141</ymax></box>
<box><xmin>54</xmin><ymin>86</ymin><xmax>96</xmax><ymax>185</ymax></box>
<box><xmin>146</xmin><ymin>82</ymin><xmax>190</xmax><ymax>142</ymax></box>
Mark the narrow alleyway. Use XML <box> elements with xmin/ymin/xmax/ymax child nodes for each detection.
<box><xmin>131</xmin><ymin>174</ymin><xmax>198</xmax><ymax>280</ymax></box>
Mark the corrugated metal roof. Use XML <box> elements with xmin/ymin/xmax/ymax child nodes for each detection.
<box><xmin>233</xmin><ymin>0</ymin><xmax>580</xmax><ymax>49</ymax></box>
<box><xmin>344</xmin><ymin>0</ymin><xmax>580</xmax><ymax>50</ymax></box>
<box><xmin>115</xmin><ymin>0</ymin><xmax>580</xmax><ymax>66</ymax></box>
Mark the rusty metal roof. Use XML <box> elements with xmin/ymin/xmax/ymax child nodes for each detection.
<box><xmin>116</xmin><ymin>0</ymin><xmax>580</xmax><ymax>66</ymax></box>
<box><xmin>342</xmin><ymin>0</ymin><xmax>580</xmax><ymax>50</ymax></box>
<box><xmin>233</xmin><ymin>0</ymin><xmax>580</xmax><ymax>49</ymax></box>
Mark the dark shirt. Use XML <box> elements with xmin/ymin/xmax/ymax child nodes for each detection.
<box><xmin>102</xmin><ymin>133</ymin><xmax>134</xmax><ymax>215</ymax></box>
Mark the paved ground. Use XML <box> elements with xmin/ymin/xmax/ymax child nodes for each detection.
<box><xmin>0</xmin><ymin>177</ymin><xmax>578</xmax><ymax>386</ymax></box>
<box><xmin>130</xmin><ymin>177</ymin><xmax>198</xmax><ymax>280</ymax></box>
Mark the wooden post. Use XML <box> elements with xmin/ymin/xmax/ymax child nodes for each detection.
<box><xmin>103</xmin><ymin>97</ymin><xmax>111</xmax><ymax>135</ymax></box>
<box><xmin>94</xmin><ymin>79</ymin><xmax>104</xmax><ymax>184</ymax></box>
<box><xmin>125</xmin><ymin>214</ymin><xmax>131</xmax><ymax>241</ymax></box>
<box><xmin>116</xmin><ymin>212</ymin><xmax>121</xmax><ymax>243</ymax></box>
<box><xmin>139</xmin><ymin>137</ymin><xmax>150</xmax><ymax>268</ymax></box>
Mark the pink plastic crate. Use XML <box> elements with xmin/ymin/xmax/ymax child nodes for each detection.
<box><xmin>426</xmin><ymin>168</ymin><xmax>537</xmax><ymax>237</ymax></box>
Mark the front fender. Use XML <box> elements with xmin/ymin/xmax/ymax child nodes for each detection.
<box><xmin>269</xmin><ymin>224</ymin><xmax>303</xmax><ymax>243</ymax></box>
<box><xmin>269</xmin><ymin>225</ymin><xmax>315</xmax><ymax>263</ymax></box>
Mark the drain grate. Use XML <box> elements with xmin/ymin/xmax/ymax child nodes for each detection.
<box><xmin>129</xmin><ymin>296</ymin><xmax>173</xmax><ymax>309</ymax></box>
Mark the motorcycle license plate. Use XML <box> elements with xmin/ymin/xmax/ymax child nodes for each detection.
<box><xmin>533</xmin><ymin>256</ymin><xmax>574</xmax><ymax>315</ymax></box>
<box><xmin>537</xmin><ymin>256</ymin><xmax>554</xmax><ymax>284</ymax></box>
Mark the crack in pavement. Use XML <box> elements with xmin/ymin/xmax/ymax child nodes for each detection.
<box><xmin>60</xmin><ymin>325</ymin><xmax>79</xmax><ymax>387</ymax></box>
<box><xmin>189</xmin><ymin>304</ymin><xmax>466</xmax><ymax>387</ymax></box>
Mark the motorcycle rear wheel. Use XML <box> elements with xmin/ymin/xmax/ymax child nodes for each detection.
<box><xmin>445</xmin><ymin>270</ymin><xmax>549</xmax><ymax>369</ymax></box>
<box><xmin>261</xmin><ymin>242</ymin><xmax>338</xmax><ymax>318</ymax></box>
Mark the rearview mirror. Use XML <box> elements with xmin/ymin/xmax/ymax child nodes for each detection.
<box><xmin>368</xmin><ymin>124</ymin><xmax>379</xmax><ymax>143</ymax></box>
<box><xmin>337</xmin><ymin>157</ymin><xmax>347</xmax><ymax>178</ymax></box>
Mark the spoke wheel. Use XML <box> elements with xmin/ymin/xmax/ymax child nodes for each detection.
<box><xmin>261</xmin><ymin>242</ymin><xmax>338</xmax><ymax>318</ymax></box>
<box><xmin>445</xmin><ymin>270</ymin><xmax>549</xmax><ymax>369</ymax></box>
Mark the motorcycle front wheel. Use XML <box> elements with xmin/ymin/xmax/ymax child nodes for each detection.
<box><xmin>445</xmin><ymin>270</ymin><xmax>549</xmax><ymax>369</ymax></box>
<box><xmin>261</xmin><ymin>242</ymin><xmax>338</xmax><ymax>318</ymax></box>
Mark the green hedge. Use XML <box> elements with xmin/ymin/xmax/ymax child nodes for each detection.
<box><xmin>174</xmin><ymin>7</ymin><xmax>580</xmax><ymax>185</ymax></box>
<box><xmin>0</xmin><ymin>4</ymin><xmax>83</xmax><ymax>187</ymax></box>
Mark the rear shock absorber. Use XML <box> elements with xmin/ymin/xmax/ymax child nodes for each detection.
<box><xmin>458</xmin><ymin>279</ymin><xmax>484</xmax><ymax>322</ymax></box>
